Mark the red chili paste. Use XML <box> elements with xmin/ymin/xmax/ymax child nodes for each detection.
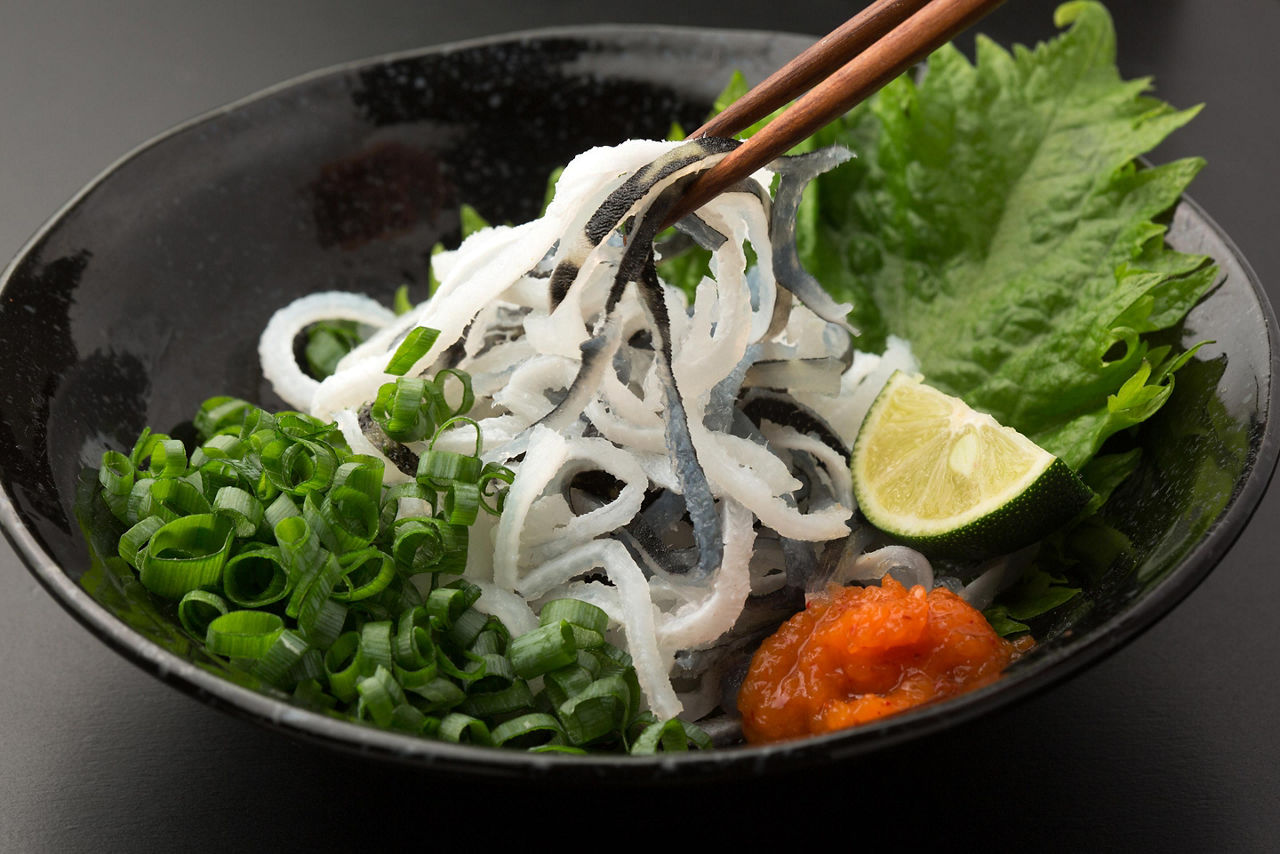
<box><xmin>737</xmin><ymin>576</ymin><xmax>1031</xmax><ymax>744</ymax></box>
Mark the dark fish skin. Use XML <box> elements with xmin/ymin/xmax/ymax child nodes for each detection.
<box><xmin>534</xmin><ymin>316</ymin><xmax>620</xmax><ymax>433</ymax></box>
<box><xmin>548</xmin><ymin>262</ymin><xmax>578</xmax><ymax>307</ymax></box>
<box><xmin>673</xmin><ymin>212</ymin><xmax>728</xmax><ymax>251</ymax></box>
<box><xmin>740</xmin><ymin>388</ymin><xmax>849</xmax><ymax>458</ymax></box>
<box><xmin>637</xmin><ymin>257</ymin><xmax>724</xmax><ymax>579</ymax></box>
<box><xmin>769</xmin><ymin>148</ymin><xmax>856</xmax><ymax>328</ymax></box>
<box><xmin>570</xmin><ymin>486</ymin><xmax>700</xmax><ymax>577</ymax></box>
<box><xmin>357</xmin><ymin>404</ymin><xmax>420</xmax><ymax>476</ymax></box>
<box><xmin>704</xmin><ymin>345</ymin><xmax>760</xmax><ymax>434</ymax></box>
<box><xmin>583</xmin><ymin>139</ymin><xmax>737</xmax><ymax>245</ymax></box>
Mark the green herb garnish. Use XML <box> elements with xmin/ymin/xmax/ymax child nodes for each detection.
<box><xmin>805</xmin><ymin>1</ymin><xmax>1217</xmax><ymax>470</ymax></box>
<box><xmin>85</xmin><ymin>352</ymin><xmax>704</xmax><ymax>753</ymax></box>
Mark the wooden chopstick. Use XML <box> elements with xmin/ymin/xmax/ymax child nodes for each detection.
<box><xmin>664</xmin><ymin>0</ymin><xmax>1004</xmax><ymax>226</ymax></box>
<box><xmin>689</xmin><ymin>0</ymin><xmax>934</xmax><ymax>140</ymax></box>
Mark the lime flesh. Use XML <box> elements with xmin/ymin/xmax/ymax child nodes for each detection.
<box><xmin>851</xmin><ymin>372</ymin><xmax>1092</xmax><ymax>559</ymax></box>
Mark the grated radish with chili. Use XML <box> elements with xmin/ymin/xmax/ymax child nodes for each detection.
<box><xmin>738</xmin><ymin>575</ymin><xmax>1033</xmax><ymax>743</ymax></box>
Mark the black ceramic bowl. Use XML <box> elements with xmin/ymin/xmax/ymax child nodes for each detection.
<box><xmin>1</xmin><ymin>27</ymin><xmax>1276</xmax><ymax>783</ymax></box>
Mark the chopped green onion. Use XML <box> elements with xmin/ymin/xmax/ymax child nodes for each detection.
<box><xmin>629</xmin><ymin>718</ymin><xmax>713</xmax><ymax>754</ymax></box>
<box><xmin>391</xmin><ymin>516</ymin><xmax>467</xmax><ymax>575</ymax></box>
<box><xmin>289</xmin><ymin>648</ymin><xmax>326</xmax><ymax>684</ymax></box>
<box><xmin>446</xmin><ymin>608</ymin><xmax>488</xmax><ymax>650</ymax></box>
<box><xmin>126</xmin><ymin>428</ymin><xmax>154</xmax><ymax>467</ymax></box>
<box><xmin>359</xmin><ymin>620</ymin><xmax>395</xmax><ymax>676</ymax></box>
<box><xmin>178</xmin><ymin>589</ymin><xmax>228</xmax><ymax>637</ymax></box>
<box><xmin>389</xmin><ymin>703</ymin><xmax>429</xmax><ymax>734</ymax></box>
<box><xmin>429</xmin><ymin>368</ymin><xmax>475</xmax><ymax>421</ymax></box>
<box><xmin>356</xmin><ymin>665</ymin><xmax>405</xmax><ymax>727</ymax></box>
<box><xmin>458</xmin><ymin>680</ymin><xmax>533</xmax><ymax>718</ymax></box>
<box><xmin>458</xmin><ymin>203</ymin><xmax>490</xmax><ymax>237</ymax></box>
<box><xmin>427</xmin><ymin>416</ymin><xmax>483</xmax><ymax>461</ymax></box>
<box><xmin>558</xmin><ymin>674</ymin><xmax>633</xmax><ymax>746</ymax></box>
<box><xmin>292</xmin><ymin>679</ymin><xmax>338</xmax><ymax>712</ymax></box>
<box><xmin>394</xmin><ymin>646</ymin><xmax>438</xmax><ymax>690</ymax></box>
<box><xmin>150</xmin><ymin>477</ymin><xmax>212</xmax><ymax>519</ymax></box>
<box><xmin>262</xmin><ymin>436</ymin><xmax>337</xmax><ymax>497</ymax></box>
<box><xmin>126</xmin><ymin>477</ymin><xmax>166</xmax><ymax>525</ymax></box>
<box><xmin>298</xmin><ymin>595</ymin><xmax>347</xmax><ymax>650</ymax></box>
<box><xmin>223</xmin><ymin>546</ymin><xmax>291</xmax><ymax>607</ymax></box>
<box><xmin>213</xmin><ymin>486</ymin><xmax>263</xmax><ymax>538</ymax></box>
<box><xmin>543</xmin><ymin>664</ymin><xmax>594</xmax><ymax>709</ymax></box>
<box><xmin>528</xmin><ymin>744</ymin><xmax>587</xmax><ymax>755</ymax></box>
<box><xmin>274</xmin><ymin>411</ymin><xmax>332</xmax><ymax>441</ymax></box>
<box><xmin>437</xmin><ymin>712</ymin><xmax>492</xmax><ymax>746</ymax></box>
<box><xmin>425</xmin><ymin>582</ymin><xmax>479</xmax><ymax>627</ymax></box>
<box><xmin>90</xmin><ymin>394</ymin><xmax>708</xmax><ymax>755</ymax></box>
<box><xmin>139</xmin><ymin>513</ymin><xmax>235</xmax><ymax>598</ymax></box>
<box><xmin>333</xmin><ymin>548</ymin><xmax>395</xmax><ymax>602</ymax></box>
<box><xmin>477</xmin><ymin>462</ymin><xmax>515</xmax><ymax>515</ymax></box>
<box><xmin>406</xmin><ymin>677</ymin><xmax>466</xmax><ymax>713</ymax></box>
<box><xmin>509</xmin><ymin>620</ymin><xmax>577</xmax><ymax>679</ymax></box>
<box><xmin>320</xmin><ymin>486</ymin><xmax>379</xmax><ymax>552</ymax></box>
<box><xmin>290</xmin><ymin>550</ymin><xmax>343</xmax><ymax>629</ymax></box>
<box><xmin>539</xmin><ymin>599</ymin><xmax>609</xmax><ymax>634</ymax></box>
<box><xmin>252</xmin><ymin>629</ymin><xmax>311</xmax><ymax>687</ymax></box>
<box><xmin>324</xmin><ymin>631</ymin><xmax>363</xmax><ymax>702</ymax></box>
<box><xmin>98</xmin><ymin>450</ymin><xmax>135</xmax><ymax>497</ymax></box>
<box><xmin>333</xmin><ymin>457</ymin><xmax>385</xmax><ymax>505</ymax></box>
<box><xmin>148</xmin><ymin>438</ymin><xmax>188</xmax><ymax>478</ymax></box>
<box><xmin>491</xmin><ymin>713</ymin><xmax>566</xmax><ymax>749</ymax></box>
<box><xmin>384</xmin><ymin>326</ymin><xmax>440</xmax><ymax>376</ymax></box>
<box><xmin>371</xmin><ymin>377</ymin><xmax>433</xmax><ymax>442</ymax></box>
<box><xmin>466</xmin><ymin>652</ymin><xmax>516</xmax><ymax>694</ymax></box>
<box><xmin>118</xmin><ymin>515</ymin><xmax>166</xmax><ymax>569</ymax></box>
<box><xmin>205</xmin><ymin>610</ymin><xmax>284</xmax><ymax>659</ymax></box>
<box><xmin>195</xmin><ymin>397</ymin><xmax>254</xmax><ymax>437</ymax></box>
<box><xmin>263</xmin><ymin>491</ymin><xmax>300</xmax><ymax>530</ymax></box>
<box><xmin>199</xmin><ymin>433</ymin><xmax>245</xmax><ymax>461</ymax></box>
<box><xmin>305</xmin><ymin>321</ymin><xmax>363</xmax><ymax>380</ymax></box>
<box><xmin>392</xmin><ymin>285</ymin><xmax>413</xmax><ymax>316</ymax></box>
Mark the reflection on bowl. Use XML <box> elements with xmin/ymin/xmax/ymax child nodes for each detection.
<box><xmin>0</xmin><ymin>27</ymin><xmax>1276</xmax><ymax>782</ymax></box>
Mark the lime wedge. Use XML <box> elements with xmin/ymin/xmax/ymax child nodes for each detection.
<box><xmin>851</xmin><ymin>372</ymin><xmax>1092</xmax><ymax>559</ymax></box>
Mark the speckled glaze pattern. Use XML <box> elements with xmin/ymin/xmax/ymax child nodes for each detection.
<box><xmin>0</xmin><ymin>27</ymin><xmax>1276</xmax><ymax>782</ymax></box>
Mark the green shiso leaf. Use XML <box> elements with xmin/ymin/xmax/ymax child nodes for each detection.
<box><xmin>717</xmin><ymin>1</ymin><xmax>1216</xmax><ymax>472</ymax></box>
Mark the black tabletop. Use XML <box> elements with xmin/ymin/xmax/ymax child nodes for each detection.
<box><xmin>2</xmin><ymin>1</ymin><xmax>1277</xmax><ymax>850</ymax></box>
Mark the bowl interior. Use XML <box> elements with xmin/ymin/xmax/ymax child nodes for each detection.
<box><xmin>1</xmin><ymin>27</ymin><xmax>1276</xmax><ymax>781</ymax></box>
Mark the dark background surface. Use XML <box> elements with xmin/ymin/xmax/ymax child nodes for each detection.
<box><xmin>2</xmin><ymin>1</ymin><xmax>1277</xmax><ymax>850</ymax></box>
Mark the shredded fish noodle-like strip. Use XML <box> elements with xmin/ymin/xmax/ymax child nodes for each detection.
<box><xmin>258</xmin><ymin>139</ymin><xmax>924</xmax><ymax>718</ymax></box>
